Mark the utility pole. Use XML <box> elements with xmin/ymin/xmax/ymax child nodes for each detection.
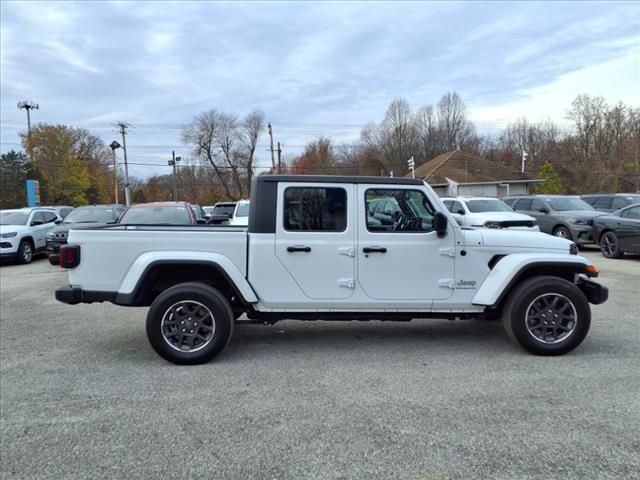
<box><xmin>407</xmin><ymin>156</ymin><xmax>415</xmax><ymax>179</ymax></box>
<box><xmin>277</xmin><ymin>142</ymin><xmax>282</xmax><ymax>174</ymax></box>
<box><xmin>521</xmin><ymin>150</ymin><xmax>529</xmax><ymax>174</ymax></box>
<box><xmin>109</xmin><ymin>140</ymin><xmax>121</xmax><ymax>204</ymax></box>
<box><xmin>168</xmin><ymin>151</ymin><xmax>182</xmax><ymax>200</ymax></box>
<box><xmin>116</xmin><ymin>122</ymin><xmax>132</xmax><ymax>206</ymax></box>
<box><xmin>17</xmin><ymin>100</ymin><xmax>39</xmax><ymax>157</ymax></box>
<box><xmin>268</xmin><ymin>123</ymin><xmax>276</xmax><ymax>171</ymax></box>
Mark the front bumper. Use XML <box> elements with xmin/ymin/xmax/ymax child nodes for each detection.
<box><xmin>577</xmin><ymin>277</ymin><xmax>608</xmax><ymax>305</ymax></box>
<box><xmin>569</xmin><ymin>225</ymin><xmax>595</xmax><ymax>245</ymax></box>
<box><xmin>0</xmin><ymin>238</ymin><xmax>19</xmax><ymax>256</ymax></box>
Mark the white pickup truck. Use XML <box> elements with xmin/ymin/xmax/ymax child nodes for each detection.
<box><xmin>56</xmin><ymin>175</ymin><xmax>608</xmax><ymax>364</ymax></box>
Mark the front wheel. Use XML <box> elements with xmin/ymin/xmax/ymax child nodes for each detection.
<box><xmin>600</xmin><ymin>231</ymin><xmax>622</xmax><ymax>259</ymax></box>
<box><xmin>502</xmin><ymin>276</ymin><xmax>590</xmax><ymax>355</ymax></box>
<box><xmin>146</xmin><ymin>282</ymin><xmax>234</xmax><ymax>365</ymax></box>
<box><xmin>16</xmin><ymin>240</ymin><xmax>33</xmax><ymax>264</ymax></box>
<box><xmin>553</xmin><ymin>226</ymin><xmax>573</xmax><ymax>241</ymax></box>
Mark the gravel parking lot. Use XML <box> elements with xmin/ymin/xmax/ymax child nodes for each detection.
<box><xmin>1</xmin><ymin>250</ymin><xmax>639</xmax><ymax>480</ymax></box>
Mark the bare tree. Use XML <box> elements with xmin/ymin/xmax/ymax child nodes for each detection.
<box><xmin>437</xmin><ymin>91</ymin><xmax>475</xmax><ymax>151</ymax></box>
<box><xmin>238</xmin><ymin>110</ymin><xmax>265</xmax><ymax>195</ymax></box>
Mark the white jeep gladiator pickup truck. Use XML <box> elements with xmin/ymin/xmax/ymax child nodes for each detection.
<box><xmin>55</xmin><ymin>175</ymin><xmax>608</xmax><ymax>364</ymax></box>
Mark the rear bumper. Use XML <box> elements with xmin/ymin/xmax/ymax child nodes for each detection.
<box><xmin>577</xmin><ymin>277</ymin><xmax>608</xmax><ymax>305</ymax></box>
<box><xmin>55</xmin><ymin>286</ymin><xmax>117</xmax><ymax>305</ymax></box>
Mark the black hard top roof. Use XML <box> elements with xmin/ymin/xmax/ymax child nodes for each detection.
<box><xmin>257</xmin><ymin>175</ymin><xmax>423</xmax><ymax>186</ymax></box>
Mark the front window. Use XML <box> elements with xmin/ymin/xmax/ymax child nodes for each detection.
<box><xmin>546</xmin><ymin>198</ymin><xmax>594</xmax><ymax>211</ymax></box>
<box><xmin>0</xmin><ymin>211</ymin><xmax>29</xmax><ymax>225</ymax></box>
<box><xmin>466</xmin><ymin>199</ymin><xmax>513</xmax><ymax>213</ymax></box>
<box><xmin>366</xmin><ymin>189</ymin><xmax>435</xmax><ymax>232</ymax></box>
<box><xmin>63</xmin><ymin>207</ymin><xmax>116</xmax><ymax>224</ymax></box>
<box><xmin>119</xmin><ymin>206</ymin><xmax>191</xmax><ymax>225</ymax></box>
<box><xmin>284</xmin><ymin>187</ymin><xmax>347</xmax><ymax>232</ymax></box>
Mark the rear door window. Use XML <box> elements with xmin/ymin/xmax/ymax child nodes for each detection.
<box><xmin>514</xmin><ymin>198</ymin><xmax>532</xmax><ymax>211</ymax></box>
<box><xmin>283</xmin><ymin>187</ymin><xmax>347</xmax><ymax>232</ymax></box>
<box><xmin>594</xmin><ymin>197</ymin><xmax>613</xmax><ymax>210</ymax></box>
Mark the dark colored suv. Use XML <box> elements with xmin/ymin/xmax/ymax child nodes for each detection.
<box><xmin>504</xmin><ymin>195</ymin><xmax>603</xmax><ymax>245</ymax></box>
<box><xmin>581</xmin><ymin>194</ymin><xmax>640</xmax><ymax>212</ymax></box>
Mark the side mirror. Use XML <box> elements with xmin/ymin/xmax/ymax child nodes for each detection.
<box><xmin>31</xmin><ymin>220</ymin><xmax>43</xmax><ymax>226</ymax></box>
<box><xmin>434</xmin><ymin>212</ymin><xmax>448</xmax><ymax>238</ymax></box>
<box><xmin>54</xmin><ymin>219</ymin><xmax>62</xmax><ymax>224</ymax></box>
<box><xmin>455</xmin><ymin>208</ymin><xmax>465</xmax><ymax>215</ymax></box>
<box><xmin>227</xmin><ymin>212</ymin><xmax>234</xmax><ymax>219</ymax></box>
<box><xmin>538</xmin><ymin>207</ymin><xmax>549</xmax><ymax>214</ymax></box>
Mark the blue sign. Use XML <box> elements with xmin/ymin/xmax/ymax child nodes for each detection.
<box><xmin>26</xmin><ymin>179</ymin><xmax>40</xmax><ymax>207</ymax></box>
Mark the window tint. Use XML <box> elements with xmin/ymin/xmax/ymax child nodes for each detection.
<box><xmin>466</xmin><ymin>199</ymin><xmax>512</xmax><ymax>212</ymax></box>
<box><xmin>366</xmin><ymin>189</ymin><xmax>435</xmax><ymax>232</ymax></box>
<box><xmin>443</xmin><ymin>200</ymin><xmax>453</xmax><ymax>211</ymax></box>
<box><xmin>612</xmin><ymin>197</ymin><xmax>628</xmax><ymax>210</ymax></box>
<box><xmin>42</xmin><ymin>211</ymin><xmax>58</xmax><ymax>223</ymax></box>
<box><xmin>532</xmin><ymin>199</ymin><xmax>547</xmax><ymax>212</ymax></box>
<box><xmin>515</xmin><ymin>198</ymin><xmax>532</xmax><ymax>211</ymax></box>
<box><xmin>452</xmin><ymin>201</ymin><xmax>465</xmax><ymax>214</ymax></box>
<box><xmin>594</xmin><ymin>197</ymin><xmax>612</xmax><ymax>210</ymax></box>
<box><xmin>284</xmin><ymin>187</ymin><xmax>347</xmax><ymax>232</ymax></box>
<box><xmin>503</xmin><ymin>198</ymin><xmax>517</xmax><ymax>207</ymax></box>
<box><xmin>623</xmin><ymin>206</ymin><xmax>640</xmax><ymax>219</ymax></box>
<box><xmin>582</xmin><ymin>197</ymin><xmax>596</xmax><ymax>206</ymax></box>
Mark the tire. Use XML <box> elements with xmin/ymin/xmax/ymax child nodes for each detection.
<box><xmin>553</xmin><ymin>226</ymin><xmax>573</xmax><ymax>241</ymax></box>
<box><xmin>600</xmin><ymin>231</ymin><xmax>622</xmax><ymax>259</ymax></box>
<box><xmin>146</xmin><ymin>282</ymin><xmax>234</xmax><ymax>365</ymax></box>
<box><xmin>16</xmin><ymin>240</ymin><xmax>33</xmax><ymax>264</ymax></box>
<box><xmin>502</xmin><ymin>275</ymin><xmax>590</xmax><ymax>355</ymax></box>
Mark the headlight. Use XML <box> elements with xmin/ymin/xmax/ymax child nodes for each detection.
<box><xmin>570</xmin><ymin>218</ymin><xmax>592</xmax><ymax>226</ymax></box>
<box><xmin>484</xmin><ymin>221</ymin><xmax>502</xmax><ymax>229</ymax></box>
<box><xmin>0</xmin><ymin>232</ymin><xmax>17</xmax><ymax>238</ymax></box>
<box><xmin>46</xmin><ymin>232</ymin><xmax>55</xmax><ymax>239</ymax></box>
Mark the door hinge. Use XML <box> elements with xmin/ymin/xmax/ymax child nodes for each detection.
<box><xmin>338</xmin><ymin>278</ymin><xmax>355</xmax><ymax>289</ymax></box>
<box><xmin>439</xmin><ymin>247</ymin><xmax>456</xmax><ymax>257</ymax></box>
<box><xmin>339</xmin><ymin>247</ymin><xmax>355</xmax><ymax>257</ymax></box>
<box><xmin>438</xmin><ymin>279</ymin><xmax>455</xmax><ymax>289</ymax></box>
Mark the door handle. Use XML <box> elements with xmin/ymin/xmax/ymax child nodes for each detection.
<box><xmin>363</xmin><ymin>246</ymin><xmax>387</xmax><ymax>253</ymax></box>
<box><xmin>287</xmin><ymin>246</ymin><xmax>311</xmax><ymax>253</ymax></box>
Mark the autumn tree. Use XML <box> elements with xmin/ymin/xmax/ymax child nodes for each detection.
<box><xmin>290</xmin><ymin>137</ymin><xmax>336</xmax><ymax>175</ymax></box>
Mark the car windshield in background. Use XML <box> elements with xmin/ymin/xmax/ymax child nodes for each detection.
<box><xmin>119</xmin><ymin>206</ymin><xmax>190</xmax><ymax>225</ymax></box>
<box><xmin>466</xmin><ymin>199</ymin><xmax>513</xmax><ymax>213</ymax></box>
<box><xmin>547</xmin><ymin>198</ymin><xmax>594</xmax><ymax>211</ymax></box>
<box><xmin>0</xmin><ymin>211</ymin><xmax>29</xmax><ymax>225</ymax></box>
<box><xmin>63</xmin><ymin>207</ymin><xmax>115</xmax><ymax>224</ymax></box>
<box><xmin>627</xmin><ymin>197</ymin><xmax>640</xmax><ymax>205</ymax></box>
<box><xmin>213</xmin><ymin>205</ymin><xmax>235</xmax><ymax>217</ymax></box>
<box><xmin>236</xmin><ymin>204</ymin><xmax>250</xmax><ymax>217</ymax></box>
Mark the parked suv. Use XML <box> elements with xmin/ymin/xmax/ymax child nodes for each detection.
<box><xmin>46</xmin><ymin>204</ymin><xmax>125</xmax><ymax>265</ymax></box>
<box><xmin>0</xmin><ymin>208</ymin><xmax>61</xmax><ymax>264</ymax></box>
<box><xmin>118</xmin><ymin>202</ymin><xmax>201</xmax><ymax>225</ymax></box>
<box><xmin>441</xmin><ymin>197</ymin><xmax>539</xmax><ymax>231</ymax></box>
<box><xmin>581</xmin><ymin>194</ymin><xmax>640</xmax><ymax>212</ymax></box>
<box><xmin>504</xmin><ymin>195</ymin><xmax>602</xmax><ymax>244</ymax></box>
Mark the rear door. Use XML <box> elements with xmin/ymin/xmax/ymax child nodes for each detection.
<box><xmin>617</xmin><ymin>206</ymin><xmax>640</xmax><ymax>251</ymax></box>
<box><xmin>275</xmin><ymin>183</ymin><xmax>355</xmax><ymax>299</ymax></box>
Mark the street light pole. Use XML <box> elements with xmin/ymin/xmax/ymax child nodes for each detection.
<box><xmin>109</xmin><ymin>141</ymin><xmax>121</xmax><ymax>204</ymax></box>
<box><xmin>168</xmin><ymin>151</ymin><xmax>182</xmax><ymax>200</ymax></box>
<box><xmin>17</xmin><ymin>100</ymin><xmax>39</xmax><ymax>156</ymax></box>
<box><xmin>116</xmin><ymin>122</ymin><xmax>131</xmax><ymax>206</ymax></box>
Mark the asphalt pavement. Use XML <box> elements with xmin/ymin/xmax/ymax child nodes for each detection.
<box><xmin>1</xmin><ymin>250</ymin><xmax>639</xmax><ymax>480</ymax></box>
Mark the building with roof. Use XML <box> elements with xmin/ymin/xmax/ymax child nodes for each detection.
<box><xmin>410</xmin><ymin>149</ymin><xmax>542</xmax><ymax>198</ymax></box>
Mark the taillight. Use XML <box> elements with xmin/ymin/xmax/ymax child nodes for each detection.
<box><xmin>60</xmin><ymin>245</ymin><xmax>81</xmax><ymax>268</ymax></box>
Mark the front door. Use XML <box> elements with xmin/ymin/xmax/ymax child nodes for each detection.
<box><xmin>275</xmin><ymin>183</ymin><xmax>355</xmax><ymax>300</ymax></box>
<box><xmin>357</xmin><ymin>185</ymin><xmax>455</xmax><ymax>301</ymax></box>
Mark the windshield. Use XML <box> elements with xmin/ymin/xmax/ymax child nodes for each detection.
<box><xmin>627</xmin><ymin>197</ymin><xmax>640</xmax><ymax>205</ymax></box>
<box><xmin>213</xmin><ymin>205</ymin><xmax>236</xmax><ymax>217</ymax></box>
<box><xmin>119</xmin><ymin>206</ymin><xmax>191</xmax><ymax>225</ymax></box>
<box><xmin>547</xmin><ymin>198</ymin><xmax>594</xmax><ymax>211</ymax></box>
<box><xmin>236</xmin><ymin>203</ymin><xmax>250</xmax><ymax>217</ymax></box>
<box><xmin>63</xmin><ymin>207</ymin><xmax>116</xmax><ymax>224</ymax></box>
<box><xmin>466</xmin><ymin>199</ymin><xmax>513</xmax><ymax>213</ymax></box>
<box><xmin>0</xmin><ymin>211</ymin><xmax>30</xmax><ymax>225</ymax></box>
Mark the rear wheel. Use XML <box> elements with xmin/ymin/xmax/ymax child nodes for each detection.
<box><xmin>16</xmin><ymin>240</ymin><xmax>33</xmax><ymax>264</ymax></box>
<box><xmin>600</xmin><ymin>231</ymin><xmax>622</xmax><ymax>259</ymax></box>
<box><xmin>502</xmin><ymin>276</ymin><xmax>590</xmax><ymax>355</ymax></box>
<box><xmin>146</xmin><ymin>282</ymin><xmax>234</xmax><ymax>365</ymax></box>
<box><xmin>553</xmin><ymin>226</ymin><xmax>573</xmax><ymax>241</ymax></box>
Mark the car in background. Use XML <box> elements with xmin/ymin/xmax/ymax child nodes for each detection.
<box><xmin>228</xmin><ymin>200</ymin><xmax>250</xmax><ymax>226</ymax></box>
<box><xmin>581</xmin><ymin>193</ymin><xmax>640</xmax><ymax>212</ymax></box>
<box><xmin>0</xmin><ymin>208</ymin><xmax>61</xmax><ymax>264</ymax></box>
<box><xmin>208</xmin><ymin>202</ymin><xmax>237</xmax><ymax>224</ymax></box>
<box><xmin>189</xmin><ymin>204</ymin><xmax>209</xmax><ymax>224</ymax></box>
<box><xmin>441</xmin><ymin>197</ymin><xmax>539</xmax><ymax>231</ymax></box>
<box><xmin>504</xmin><ymin>195</ymin><xmax>603</xmax><ymax>245</ymax></box>
<box><xmin>46</xmin><ymin>204</ymin><xmax>126</xmax><ymax>265</ymax></box>
<box><xmin>118</xmin><ymin>202</ymin><xmax>200</xmax><ymax>225</ymax></box>
<box><xmin>592</xmin><ymin>204</ymin><xmax>640</xmax><ymax>258</ymax></box>
<box><xmin>40</xmin><ymin>205</ymin><xmax>75</xmax><ymax>219</ymax></box>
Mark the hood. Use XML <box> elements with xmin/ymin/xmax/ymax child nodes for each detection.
<box><xmin>554</xmin><ymin>210</ymin><xmax>603</xmax><ymax>219</ymax></box>
<box><xmin>48</xmin><ymin>222</ymin><xmax>111</xmax><ymax>235</ymax></box>
<box><xmin>0</xmin><ymin>225</ymin><xmax>29</xmax><ymax>235</ymax></box>
<box><xmin>478</xmin><ymin>229</ymin><xmax>573</xmax><ymax>252</ymax></box>
<box><xmin>466</xmin><ymin>211</ymin><xmax>536</xmax><ymax>223</ymax></box>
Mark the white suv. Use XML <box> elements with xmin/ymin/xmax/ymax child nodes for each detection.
<box><xmin>0</xmin><ymin>208</ymin><xmax>61</xmax><ymax>264</ymax></box>
<box><xmin>228</xmin><ymin>200</ymin><xmax>250</xmax><ymax>226</ymax></box>
<box><xmin>442</xmin><ymin>197</ymin><xmax>539</xmax><ymax>231</ymax></box>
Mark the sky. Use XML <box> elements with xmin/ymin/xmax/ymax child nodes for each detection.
<box><xmin>1</xmin><ymin>0</ymin><xmax>639</xmax><ymax>178</ymax></box>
